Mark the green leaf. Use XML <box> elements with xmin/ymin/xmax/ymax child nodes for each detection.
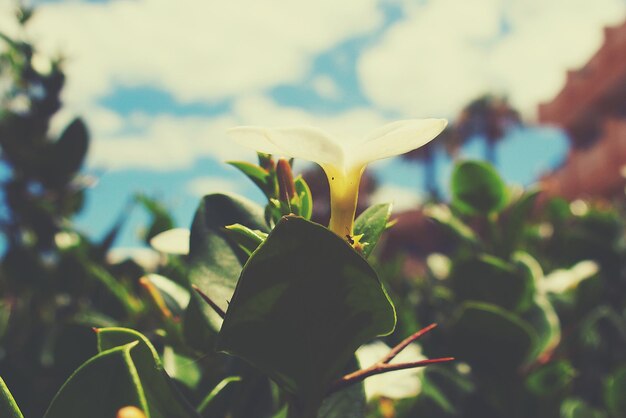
<box><xmin>526</xmin><ymin>360</ymin><xmax>576</xmax><ymax>397</ymax></box>
<box><xmin>162</xmin><ymin>346</ymin><xmax>201</xmax><ymax>389</ymax></box>
<box><xmin>53</xmin><ymin>118</ymin><xmax>89</xmax><ymax>178</ymax></box>
<box><xmin>94</xmin><ymin>328</ymin><xmax>198</xmax><ymax>418</ymax></box>
<box><xmin>216</xmin><ymin>216</ymin><xmax>396</xmax><ymax>415</ymax></box>
<box><xmin>228</xmin><ymin>161</ymin><xmax>272</xmax><ymax>196</ymax></box>
<box><xmin>197</xmin><ymin>376</ymin><xmax>242</xmax><ymax>413</ymax></box>
<box><xmin>423</xmin><ymin>204</ymin><xmax>479</xmax><ymax>246</ymax></box>
<box><xmin>448</xmin><ymin>301</ymin><xmax>535</xmax><ymax>372</ymax></box>
<box><xmin>317</xmin><ymin>382</ymin><xmax>366</xmax><ymax>418</ymax></box>
<box><xmin>561</xmin><ymin>398</ymin><xmax>607</xmax><ymax>418</ymax></box>
<box><xmin>604</xmin><ymin>366</ymin><xmax>626</xmax><ymax>416</ymax></box>
<box><xmin>449</xmin><ymin>254</ymin><xmax>535</xmax><ymax>312</ymax></box>
<box><xmin>186</xmin><ymin>193</ymin><xmax>268</xmax><ymax>333</ymax></box>
<box><xmin>354</xmin><ymin>203</ymin><xmax>392</xmax><ymax>258</ymax></box>
<box><xmin>224</xmin><ymin>223</ymin><xmax>268</xmax><ymax>256</ymax></box>
<box><xmin>136</xmin><ymin>194</ymin><xmax>175</xmax><ymax>244</ymax></box>
<box><xmin>0</xmin><ymin>376</ymin><xmax>24</xmax><ymax>418</ymax></box>
<box><xmin>144</xmin><ymin>274</ymin><xmax>190</xmax><ymax>317</ymax></box>
<box><xmin>451</xmin><ymin>160</ymin><xmax>507</xmax><ymax>216</ymax></box>
<box><xmin>294</xmin><ymin>175</ymin><xmax>313</xmax><ymax>220</ymax></box>
<box><xmin>501</xmin><ymin>189</ymin><xmax>540</xmax><ymax>254</ymax></box>
<box><xmin>44</xmin><ymin>343</ymin><xmax>150</xmax><ymax>418</ymax></box>
<box><xmin>514</xmin><ymin>252</ymin><xmax>561</xmax><ymax>361</ymax></box>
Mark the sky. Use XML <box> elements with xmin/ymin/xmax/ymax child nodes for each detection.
<box><xmin>1</xmin><ymin>0</ymin><xmax>625</xmax><ymax>250</ymax></box>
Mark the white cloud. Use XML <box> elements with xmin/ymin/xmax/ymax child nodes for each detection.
<box><xmin>186</xmin><ymin>176</ymin><xmax>242</xmax><ymax>197</ymax></box>
<box><xmin>87</xmin><ymin>112</ymin><xmax>249</xmax><ymax>170</ymax></box>
<box><xmin>81</xmin><ymin>94</ymin><xmax>401</xmax><ymax>171</ymax></box>
<box><xmin>369</xmin><ymin>184</ymin><xmax>422</xmax><ymax>212</ymax></box>
<box><xmin>312</xmin><ymin>74</ymin><xmax>341</xmax><ymax>100</ymax></box>
<box><xmin>358</xmin><ymin>0</ymin><xmax>626</xmax><ymax>117</ymax></box>
<box><xmin>29</xmin><ymin>0</ymin><xmax>383</xmax><ymax>108</ymax></box>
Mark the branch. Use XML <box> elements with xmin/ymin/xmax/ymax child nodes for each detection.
<box><xmin>328</xmin><ymin>323</ymin><xmax>454</xmax><ymax>394</ymax></box>
<box><xmin>192</xmin><ymin>284</ymin><xmax>226</xmax><ymax>319</ymax></box>
<box><xmin>380</xmin><ymin>323</ymin><xmax>438</xmax><ymax>364</ymax></box>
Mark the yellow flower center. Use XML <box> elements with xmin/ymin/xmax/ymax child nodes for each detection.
<box><xmin>322</xmin><ymin>164</ymin><xmax>365</xmax><ymax>237</ymax></box>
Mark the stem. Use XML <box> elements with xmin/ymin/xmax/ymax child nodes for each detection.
<box><xmin>328</xmin><ymin>323</ymin><xmax>454</xmax><ymax>394</ymax></box>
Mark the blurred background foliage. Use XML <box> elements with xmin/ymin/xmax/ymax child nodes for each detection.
<box><xmin>0</xmin><ymin>6</ymin><xmax>625</xmax><ymax>418</ymax></box>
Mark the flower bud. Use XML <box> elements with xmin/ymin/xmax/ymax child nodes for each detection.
<box><xmin>277</xmin><ymin>158</ymin><xmax>296</xmax><ymax>203</ymax></box>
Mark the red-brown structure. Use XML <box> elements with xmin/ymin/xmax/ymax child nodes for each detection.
<box><xmin>538</xmin><ymin>20</ymin><xmax>626</xmax><ymax>199</ymax></box>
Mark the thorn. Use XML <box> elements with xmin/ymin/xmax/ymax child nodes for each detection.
<box><xmin>192</xmin><ymin>284</ymin><xmax>226</xmax><ymax>319</ymax></box>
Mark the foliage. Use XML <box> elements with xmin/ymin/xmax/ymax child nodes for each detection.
<box><xmin>376</xmin><ymin>160</ymin><xmax>626</xmax><ymax>418</ymax></box>
<box><xmin>1</xmin><ymin>9</ymin><xmax>624</xmax><ymax>418</ymax></box>
<box><xmin>0</xmin><ymin>11</ymin><xmax>175</xmax><ymax>416</ymax></box>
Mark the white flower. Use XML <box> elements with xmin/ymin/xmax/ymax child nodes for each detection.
<box><xmin>150</xmin><ymin>228</ymin><xmax>190</xmax><ymax>255</ymax></box>
<box><xmin>227</xmin><ymin>119</ymin><xmax>447</xmax><ymax>237</ymax></box>
<box><xmin>356</xmin><ymin>340</ymin><xmax>425</xmax><ymax>400</ymax></box>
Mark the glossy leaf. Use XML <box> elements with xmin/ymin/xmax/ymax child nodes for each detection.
<box><xmin>96</xmin><ymin>328</ymin><xmax>198</xmax><ymax>418</ymax></box>
<box><xmin>143</xmin><ymin>274</ymin><xmax>190</xmax><ymax>317</ymax></box>
<box><xmin>0</xmin><ymin>376</ymin><xmax>23</xmax><ymax>418</ymax></box>
<box><xmin>217</xmin><ymin>216</ymin><xmax>396</xmax><ymax>415</ymax></box>
<box><xmin>449</xmin><ymin>254</ymin><xmax>534</xmax><ymax>312</ymax></box>
<box><xmin>449</xmin><ymin>301</ymin><xmax>535</xmax><ymax>372</ymax></box>
<box><xmin>354</xmin><ymin>203</ymin><xmax>392</xmax><ymax>258</ymax></box>
<box><xmin>224</xmin><ymin>223</ymin><xmax>267</xmax><ymax>256</ymax></box>
<box><xmin>45</xmin><ymin>328</ymin><xmax>197</xmax><ymax>418</ymax></box>
<box><xmin>187</xmin><ymin>193</ymin><xmax>267</xmax><ymax>332</ymax></box>
<box><xmin>451</xmin><ymin>160</ymin><xmax>507</xmax><ymax>216</ymax></box>
<box><xmin>44</xmin><ymin>343</ymin><xmax>147</xmax><ymax>418</ymax></box>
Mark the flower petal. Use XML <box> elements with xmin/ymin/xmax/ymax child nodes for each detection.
<box><xmin>356</xmin><ymin>119</ymin><xmax>447</xmax><ymax>165</ymax></box>
<box><xmin>228</xmin><ymin>126</ymin><xmax>344</xmax><ymax>167</ymax></box>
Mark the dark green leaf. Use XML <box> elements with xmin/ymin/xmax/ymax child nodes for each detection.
<box><xmin>217</xmin><ymin>216</ymin><xmax>396</xmax><ymax>415</ymax></box>
<box><xmin>317</xmin><ymin>382</ymin><xmax>366</xmax><ymax>418</ymax></box>
<box><xmin>44</xmin><ymin>343</ymin><xmax>149</xmax><ymax>418</ymax></box>
<box><xmin>186</xmin><ymin>193</ymin><xmax>268</xmax><ymax>333</ymax></box>
<box><xmin>53</xmin><ymin>118</ymin><xmax>89</xmax><ymax>177</ymax></box>
<box><xmin>423</xmin><ymin>204</ymin><xmax>479</xmax><ymax>246</ymax></box>
<box><xmin>526</xmin><ymin>360</ymin><xmax>576</xmax><ymax>397</ymax></box>
<box><xmin>451</xmin><ymin>160</ymin><xmax>507</xmax><ymax>216</ymax></box>
<box><xmin>448</xmin><ymin>301</ymin><xmax>535</xmax><ymax>372</ymax></box>
<box><xmin>604</xmin><ymin>366</ymin><xmax>626</xmax><ymax>416</ymax></box>
<box><xmin>561</xmin><ymin>398</ymin><xmax>607</xmax><ymax>418</ymax></box>
<box><xmin>354</xmin><ymin>203</ymin><xmax>392</xmax><ymax>258</ymax></box>
<box><xmin>0</xmin><ymin>376</ymin><xmax>23</xmax><ymax>418</ymax></box>
<box><xmin>136</xmin><ymin>194</ymin><xmax>175</xmax><ymax>244</ymax></box>
<box><xmin>197</xmin><ymin>376</ymin><xmax>241</xmax><ymax>413</ymax></box>
<box><xmin>501</xmin><ymin>189</ymin><xmax>540</xmax><ymax>254</ymax></box>
<box><xmin>449</xmin><ymin>254</ymin><xmax>534</xmax><ymax>312</ymax></box>
<box><xmin>95</xmin><ymin>327</ymin><xmax>198</xmax><ymax>418</ymax></box>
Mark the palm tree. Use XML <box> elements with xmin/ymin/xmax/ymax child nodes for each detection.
<box><xmin>452</xmin><ymin>94</ymin><xmax>522</xmax><ymax>165</ymax></box>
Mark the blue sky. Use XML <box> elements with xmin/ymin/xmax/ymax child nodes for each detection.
<box><xmin>2</xmin><ymin>0</ymin><xmax>624</xmax><ymax>250</ymax></box>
